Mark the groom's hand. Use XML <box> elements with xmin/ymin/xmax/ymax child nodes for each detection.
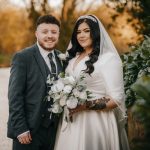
<box><xmin>17</xmin><ymin>131</ymin><xmax>32</xmax><ymax>144</ymax></box>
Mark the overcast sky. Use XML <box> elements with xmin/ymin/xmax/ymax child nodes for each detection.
<box><xmin>9</xmin><ymin>0</ymin><xmax>103</xmax><ymax>9</ymax></box>
<box><xmin>9</xmin><ymin>0</ymin><xmax>63</xmax><ymax>8</ymax></box>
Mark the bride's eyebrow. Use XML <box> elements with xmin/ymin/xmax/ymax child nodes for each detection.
<box><xmin>77</xmin><ymin>28</ymin><xmax>90</xmax><ymax>32</ymax></box>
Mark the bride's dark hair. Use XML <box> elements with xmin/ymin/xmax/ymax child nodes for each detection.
<box><xmin>67</xmin><ymin>16</ymin><xmax>100</xmax><ymax>75</ymax></box>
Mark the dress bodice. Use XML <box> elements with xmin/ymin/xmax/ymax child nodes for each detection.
<box><xmin>66</xmin><ymin>52</ymin><xmax>125</xmax><ymax>102</ymax></box>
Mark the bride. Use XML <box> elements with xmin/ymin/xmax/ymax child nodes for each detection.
<box><xmin>54</xmin><ymin>15</ymin><xmax>130</xmax><ymax>150</ymax></box>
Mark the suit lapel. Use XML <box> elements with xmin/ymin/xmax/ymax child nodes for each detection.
<box><xmin>33</xmin><ymin>44</ymin><xmax>47</xmax><ymax>82</ymax></box>
<box><xmin>33</xmin><ymin>46</ymin><xmax>63</xmax><ymax>82</ymax></box>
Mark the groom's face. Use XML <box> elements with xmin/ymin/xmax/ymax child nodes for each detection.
<box><xmin>35</xmin><ymin>23</ymin><xmax>60</xmax><ymax>51</ymax></box>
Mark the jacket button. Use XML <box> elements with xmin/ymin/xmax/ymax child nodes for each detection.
<box><xmin>41</xmin><ymin>114</ymin><xmax>45</xmax><ymax>118</ymax></box>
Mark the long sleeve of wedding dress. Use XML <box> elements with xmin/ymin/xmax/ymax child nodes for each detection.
<box><xmin>99</xmin><ymin>52</ymin><xmax>130</xmax><ymax>150</ymax></box>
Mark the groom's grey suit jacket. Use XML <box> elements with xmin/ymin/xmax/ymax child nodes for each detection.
<box><xmin>7</xmin><ymin>44</ymin><xmax>63</xmax><ymax>139</ymax></box>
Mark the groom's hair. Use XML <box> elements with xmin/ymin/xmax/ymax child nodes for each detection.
<box><xmin>36</xmin><ymin>14</ymin><xmax>60</xmax><ymax>28</ymax></box>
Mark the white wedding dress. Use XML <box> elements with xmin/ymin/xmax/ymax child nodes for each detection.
<box><xmin>54</xmin><ymin>52</ymin><xmax>130</xmax><ymax>150</ymax></box>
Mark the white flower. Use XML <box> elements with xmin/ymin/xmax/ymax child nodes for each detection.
<box><xmin>63</xmin><ymin>85</ymin><xmax>73</xmax><ymax>94</ymax></box>
<box><xmin>48</xmin><ymin>90</ymin><xmax>53</xmax><ymax>96</ymax></box>
<box><xmin>47</xmin><ymin>96</ymin><xmax>51</xmax><ymax>101</ymax></box>
<box><xmin>59</xmin><ymin>95</ymin><xmax>67</xmax><ymax>106</ymax></box>
<box><xmin>50</xmin><ymin>103</ymin><xmax>63</xmax><ymax>113</ymax></box>
<box><xmin>73</xmin><ymin>88</ymin><xmax>80</xmax><ymax>97</ymax></box>
<box><xmin>78</xmin><ymin>91</ymin><xmax>87</xmax><ymax>100</ymax></box>
<box><xmin>46</xmin><ymin>75</ymin><xmax>54</xmax><ymax>85</ymax></box>
<box><xmin>46</xmin><ymin>74</ymin><xmax>51</xmax><ymax>84</ymax></box>
<box><xmin>58</xmin><ymin>53</ymin><xmax>66</xmax><ymax>60</ymax></box>
<box><xmin>46</xmin><ymin>72</ymin><xmax>92</xmax><ymax>115</ymax></box>
<box><xmin>54</xmin><ymin>93</ymin><xmax>61</xmax><ymax>101</ymax></box>
<box><xmin>51</xmin><ymin>81</ymin><xmax>64</xmax><ymax>93</ymax></box>
<box><xmin>63</xmin><ymin>76</ymin><xmax>76</xmax><ymax>85</ymax></box>
<box><xmin>66</xmin><ymin>97</ymin><xmax>78</xmax><ymax>109</ymax></box>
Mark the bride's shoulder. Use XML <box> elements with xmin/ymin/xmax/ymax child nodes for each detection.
<box><xmin>97</xmin><ymin>52</ymin><xmax>121</xmax><ymax>65</ymax></box>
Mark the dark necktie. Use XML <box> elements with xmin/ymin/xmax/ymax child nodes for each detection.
<box><xmin>48</xmin><ymin>53</ymin><xmax>57</xmax><ymax>75</ymax></box>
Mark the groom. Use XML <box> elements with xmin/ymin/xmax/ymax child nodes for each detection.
<box><xmin>7</xmin><ymin>15</ymin><xmax>64</xmax><ymax>150</ymax></box>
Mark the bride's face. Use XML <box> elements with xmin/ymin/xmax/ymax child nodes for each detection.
<box><xmin>77</xmin><ymin>22</ymin><xmax>93</xmax><ymax>51</ymax></box>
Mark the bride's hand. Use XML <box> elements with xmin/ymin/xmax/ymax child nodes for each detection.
<box><xmin>69</xmin><ymin>104</ymin><xmax>87</xmax><ymax>116</ymax></box>
<box><xmin>69</xmin><ymin>97</ymin><xmax>111</xmax><ymax>116</ymax></box>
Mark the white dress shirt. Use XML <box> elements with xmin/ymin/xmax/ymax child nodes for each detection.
<box><xmin>37</xmin><ymin>41</ymin><xmax>58</xmax><ymax>73</ymax></box>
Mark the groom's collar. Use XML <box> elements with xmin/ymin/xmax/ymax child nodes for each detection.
<box><xmin>37</xmin><ymin>41</ymin><xmax>55</xmax><ymax>59</ymax></box>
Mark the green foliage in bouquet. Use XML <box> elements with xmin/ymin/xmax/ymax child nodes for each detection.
<box><xmin>131</xmin><ymin>76</ymin><xmax>150</xmax><ymax>150</ymax></box>
<box><xmin>122</xmin><ymin>36</ymin><xmax>150</xmax><ymax>107</ymax></box>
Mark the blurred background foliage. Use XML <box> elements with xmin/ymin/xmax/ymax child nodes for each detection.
<box><xmin>122</xmin><ymin>36</ymin><xmax>150</xmax><ymax>149</ymax></box>
<box><xmin>122</xmin><ymin>36</ymin><xmax>150</xmax><ymax>107</ymax></box>
<box><xmin>106</xmin><ymin>2</ymin><xmax>150</xmax><ymax>149</ymax></box>
<box><xmin>0</xmin><ymin>0</ymin><xmax>144</xmax><ymax>67</ymax></box>
<box><xmin>0</xmin><ymin>0</ymin><xmax>150</xmax><ymax>149</ymax></box>
<box><xmin>130</xmin><ymin>76</ymin><xmax>150</xmax><ymax>150</ymax></box>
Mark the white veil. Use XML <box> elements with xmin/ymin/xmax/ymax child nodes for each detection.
<box><xmin>89</xmin><ymin>15</ymin><xmax>127</xmax><ymax>117</ymax></box>
<box><xmin>67</xmin><ymin>15</ymin><xmax>130</xmax><ymax>150</ymax></box>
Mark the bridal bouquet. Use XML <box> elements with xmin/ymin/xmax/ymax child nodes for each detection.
<box><xmin>46</xmin><ymin>72</ymin><xmax>92</xmax><ymax>114</ymax></box>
